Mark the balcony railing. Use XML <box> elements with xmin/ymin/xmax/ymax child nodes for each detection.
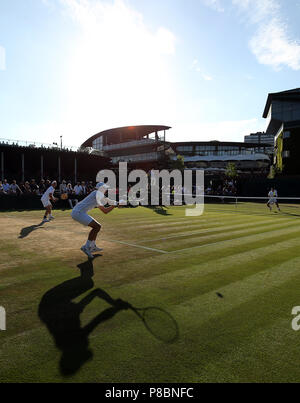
<box><xmin>102</xmin><ymin>138</ymin><xmax>162</xmax><ymax>151</ymax></box>
<box><xmin>111</xmin><ymin>152</ymin><xmax>160</xmax><ymax>163</ymax></box>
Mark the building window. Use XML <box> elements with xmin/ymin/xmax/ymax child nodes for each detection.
<box><xmin>177</xmin><ymin>146</ymin><xmax>193</xmax><ymax>152</ymax></box>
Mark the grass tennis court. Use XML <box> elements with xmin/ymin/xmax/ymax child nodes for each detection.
<box><xmin>1</xmin><ymin>203</ymin><xmax>300</xmax><ymax>383</ymax></box>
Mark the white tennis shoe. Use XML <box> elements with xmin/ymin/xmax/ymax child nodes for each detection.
<box><xmin>91</xmin><ymin>245</ymin><xmax>103</xmax><ymax>252</ymax></box>
<box><xmin>80</xmin><ymin>245</ymin><xmax>94</xmax><ymax>259</ymax></box>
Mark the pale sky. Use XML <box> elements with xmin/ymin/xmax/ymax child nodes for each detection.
<box><xmin>1</xmin><ymin>0</ymin><xmax>300</xmax><ymax>147</ymax></box>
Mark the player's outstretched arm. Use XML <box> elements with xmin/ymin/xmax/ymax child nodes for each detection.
<box><xmin>98</xmin><ymin>205</ymin><xmax>115</xmax><ymax>214</ymax></box>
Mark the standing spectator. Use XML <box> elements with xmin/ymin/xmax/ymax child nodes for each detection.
<box><xmin>45</xmin><ymin>179</ymin><xmax>51</xmax><ymax>189</ymax></box>
<box><xmin>2</xmin><ymin>179</ymin><xmax>10</xmax><ymax>193</ymax></box>
<box><xmin>10</xmin><ymin>180</ymin><xmax>23</xmax><ymax>195</ymax></box>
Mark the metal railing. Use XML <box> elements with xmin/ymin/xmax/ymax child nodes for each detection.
<box><xmin>0</xmin><ymin>138</ymin><xmax>82</xmax><ymax>153</ymax></box>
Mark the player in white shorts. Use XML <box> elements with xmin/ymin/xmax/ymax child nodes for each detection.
<box><xmin>41</xmin><ymin>181</ymin><xmax>58</xmax><ymax>222</ymax></box>
<box><xmin>267</xmin><ymin>188</ymin><xmax>280</xmax><ymax>212</ymax></box>
<box><xmin>71</xmin><ymin>182</ymin><xmax>120</xmax><ymax>258</ymax></box>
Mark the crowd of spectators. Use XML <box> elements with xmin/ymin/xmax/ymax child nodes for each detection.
<box><xmin>0</xmin><ymin>178</ymin><xmax>100</xmax><ymax>209</ymax></box>
<box><xmin>0</xmin><ymin>176</ymin><xmax>239</xmax><ymax>211</ymax></box>
<box><xmin>0</xmin><ymin>178</ymin><xmax>97</xmax><ymax>196</ymax></box>
<box><xmin>205</xmin><ymin>180</ymin><xmax>237</xmax><ymax>197</ymax></box>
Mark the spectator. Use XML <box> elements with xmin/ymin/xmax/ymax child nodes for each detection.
<box><xmin>81</xmin><ymin>181</ymin><xmax>87</xmax><ymax>195</ymax></box>
<box><xmin>74</xmin><ymin>182</ymin><xmax>83</xmax><ymax>196</ymax></box>
<box><xmin>0</xmin><ymin>181</ymin><xmax>6</xmax><ymax>194</ymax></box>
<box><xmin>87</xmin><ymin>181</ymin><xmax>94</xmax><ymax>194</ymax></box>
<box><xmin>59</xmin><ymin>180</ymin><xmax>67</xmax><ymax>194</ymax></box>
<box><xmin>23</xmin><ymin>181</ymin><xmax>32</xmax><ymax>194</ymax></box>
<box><xmin>67</xmin><ymin>182</ymin><xmax>78</xmax><ymax>209</ymax></box>
<box><xmin>39</xmin><ymin>179</ymin><xmax>46</xmax><ymax>195</ymax></box>
<box><xmin>30</xmin><ymin>179</ymin><xmax>39</xmax><ymax>194</ymax></box>
<box><xmin>66</xmin><ymin>182</ymin><xmax>73</xmax><ymax>195</ymax></box>
<box><xmin>2</xmin><ymin>179</ymin><xmax>10</xmax><ymax>193</ymax></box>
<box><xmin>10</xmin><ymin>180</ymin><xmax>23</xmax><ymax>195</ymax></box>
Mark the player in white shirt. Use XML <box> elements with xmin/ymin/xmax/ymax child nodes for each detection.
<box><xmin>71</xmin><ymin>182</ymin><xmax>120</xmax><ymax>258</ymax></box>
<box><xmin>41</xmin><ymin>181</ymin><xmax>58</xmax><ymax>222</ymax></box>
<box><xmin>267</xmin><ymin>187</ymin><xmax>281</xmax><ymax>212</ymax></box>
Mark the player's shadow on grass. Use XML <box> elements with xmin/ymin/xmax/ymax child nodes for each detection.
<box><xmin>18</xmin><ymin>221</ymin><xmax>45</xmax><ymax>239</ymax></box>
<box><xmin>38</xmin><ymin>258</ymin><xmax>179</xmax><ymax>377</ymax></box>
<box><xmin>38</xmin><ymin>257</ymin><xmax>130</xmax><ymax>377</ymax></box>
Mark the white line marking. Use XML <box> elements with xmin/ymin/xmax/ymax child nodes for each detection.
<box><xmin>105</xmin><ymin>239</ymin><xmax>169</xmax><ymax>254</ymax></box>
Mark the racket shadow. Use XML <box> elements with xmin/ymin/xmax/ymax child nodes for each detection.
<box><xmin>18</xmin><ymin>221</ymin><xmax>45</xmax><ymax>238</ymax></box>
<box><xmin>129</xmin><ymin>305</ymin><xmax>179</xmax><ymax>344</ymax></box>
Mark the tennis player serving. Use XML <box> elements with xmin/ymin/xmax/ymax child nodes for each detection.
<box><xmin>71</xmin><ymin>182</ymin><xmax>121</xmax><ymax>258</ymax></box>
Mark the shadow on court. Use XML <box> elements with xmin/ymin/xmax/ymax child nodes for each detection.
<box><xmin>18</xmin><ymin>221</ymin><xmax>45</xmax><ymax>239</ymax></box>
<box><xmin>147</xmin><ymin>206</ymin><xmax>172</xmax><ymax>216</ymax></box>
<box><xmin>38</xmin><ymin>257</ymin><xmax>179</xmax><ymax>377</ymax></box>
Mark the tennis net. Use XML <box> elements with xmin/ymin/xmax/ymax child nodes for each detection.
<box><xmin>168</xmin><ymin>193</ymin><xmax>300</xmax><ymax>217</ymax></box>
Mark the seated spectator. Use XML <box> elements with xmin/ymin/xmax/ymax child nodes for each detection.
<box><xmin>39</xmin><ymin>179</ymin><xmax>46</xmax><ymax>195</ymax></box>
<box><xmin>2</xmin><ymin>179</ymin><xmax>10</xmax><ymax>193</ymax></box>
<box><xmin>74</xmin><ymin>182</ymin><xmax>83</xmax><ymax>196</ymax></box>
<box><xmin>81</xmin><ymin>181</ymin><xmax>87</xmax><ymax>195</ymax></box>
<box><xmin>30</xmin><ymin>179</ymin><xmax>39</xmax><ymax>194</ymax></box>
<box><xmin>67</xmin><ymin>182</ymin><xmax>78</xmax><ymax>209</ymax></box>
<box><xmin>10</xmin><ymin>180</ymin><xmax>23</xmax><ymax>195</ymax></box>
<box><xmin>59</xmin><ymin>180</ymin><xmax>67</xmax><ymax>194</ymax></box>
<box><xmin>23</xmin><ymin>181</ymin><xmax>32</xmax><ymax>194</ymax></box>
<box><xmin>0</xmin><ymin>181</ymin><xmax>6</xmax><ymax>194</ymax></box>
<box><xmin>87</xmin><ymin>181</ymin><xmax>94</xmax><ymax>194</ymax></box>
<box><xmin>66</xmin><ymin>182</ymin><xmax>73</xmax><ymax>194</ymax></box>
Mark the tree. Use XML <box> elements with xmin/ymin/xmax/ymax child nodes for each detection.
<box><xmin>225</xmin><ymin>162</ymin><xmax>238</xmax><ymax>179</ymax></box>
<box><xmin>160</xmin><ymin>154</ymin><xmax>185</xmax><ymax>171</ymax></box>
<box><xmin>170</xmin><ymin>154</ymin><xmax>185</xmax><ymax>171</ymax></box>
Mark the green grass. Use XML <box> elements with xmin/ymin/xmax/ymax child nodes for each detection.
<box><xmin>1</xmin><ymin>203</ymin><xmax>300</xmax><ymax>382</ymax></box>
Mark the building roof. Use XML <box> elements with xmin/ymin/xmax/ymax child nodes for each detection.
<box><xmin>263</xmin><ymin>88</ymin><xmax>300</xmax><ymax>118</ymax></box>
<box><xmin>81</xmin><ymin>125</ymin><xmax>171</xmax><ymax>148</ymax></box>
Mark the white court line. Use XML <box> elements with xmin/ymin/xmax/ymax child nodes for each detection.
<box><xmin>105</xmin><ymin>217</ymin><xmax>300</xmax><ymax>255</ymax></box>
<box><xmin>105</xmin><ymin>239</ymin><xmax>169</xmax><ymax>254</ymax></box>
